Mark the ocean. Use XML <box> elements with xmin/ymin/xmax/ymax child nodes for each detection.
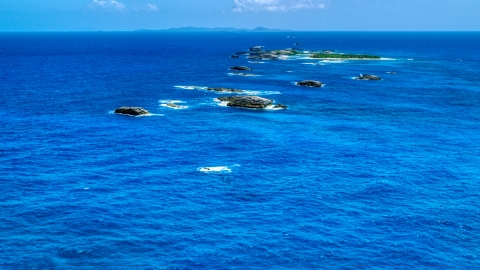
<box><xmin>1</xmin><ymin>32</ymin><xmax>479</xmax><ymax>269</ymax></box>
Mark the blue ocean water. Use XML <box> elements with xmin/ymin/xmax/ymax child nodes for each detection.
<box><xmin>1</xmin><ymin>31</ymin><xmax>480</xmax><ymax>269</ymax></box>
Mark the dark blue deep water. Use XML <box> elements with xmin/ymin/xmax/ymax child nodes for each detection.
<box><xmin>1</xmin><ymin>32</ymin><xmax>480</xmax><ymax>269</ymax></box>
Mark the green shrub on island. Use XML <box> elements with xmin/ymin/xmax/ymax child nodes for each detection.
<box><xmin>311</xmin><ymin>53</ymin><xmax>381</xmax><ymax>59</ymax></box>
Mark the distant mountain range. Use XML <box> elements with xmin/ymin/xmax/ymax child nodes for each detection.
<box><xmin>134</xmin><ymin>27</ymin><xmax>293</xmax><ymax>32</ymax></box>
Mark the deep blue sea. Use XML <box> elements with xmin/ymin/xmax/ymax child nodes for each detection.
<box><xmin>1</xmin><ymin>32</ymin><xmax>480</xmax><ymax>269</ymax></box>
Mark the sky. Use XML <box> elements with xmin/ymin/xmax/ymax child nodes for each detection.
<box><xmin>1</xmin><ymin>0</ymin><xmax>480</xmax><ymax>31</ymax></box>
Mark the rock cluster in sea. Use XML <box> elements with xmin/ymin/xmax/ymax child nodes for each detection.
<box><xmin>206</xmin><ymin>87</ymin><xmax>244</xmax><ymax>93</ymax></box>
<box><xmin>115</xmin><ymin>45</ymin><xmax>391</xmax><ymax>115</ymax></box>
<box><xmin>245</xmin><ymin>46</ymin><xmax>299</xmax><ymax>60</ymax></box>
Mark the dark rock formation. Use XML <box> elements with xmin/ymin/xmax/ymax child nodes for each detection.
<box><xmin>207</xmin><ymin>87</ymin><xmax>244</xmax><ymax>93</ymax></box>
<box><xmin>230</xmin><ymin>55</ymin><xmax>239</xmax><ymax>58</ymax></box>
<box><xmin>296</xmin><ymin>80</ymin><xmax>322</xmax><ymax>87</ymax></box>
<box><xmin>217</xmin><ymin>97</ymin><xmax>231</xmax><ymax>102</ymax></box>
<box><xmin>230</xmin><ymin>66</ymin><xmax>252</xmax><ymax>71</ymax></box>
<box><xmin>218</xmin><ymin>96</ymin><xmax>273</xmax><ymax>109</ymax></box>
<box><xmin>114</xmin><ymin>107</ymin><xmax>150</xmax><ymax>116</ymax></box>
<box><xmin>273</xmin><ymin>104</ymin><xmax>288</xmax><ymax>109</ymax></box>
<box><xmin>248</xmin><ymin>52</ymin><xmax>281</xmax><ymax>60</ymax></box>
<box><xmin>249</xmin><ymin>46</ymin><xmax>263</xmax><ymax>51</ymax></box>
<box><xmin>165</xmin><ymin>103</ymin><xmax>182</xmax><ymax>108</ymax></box>
<box><xmin>356</xmin><ymin>74</ymin><xmax>382</xmax><ymax>80</ymax></box>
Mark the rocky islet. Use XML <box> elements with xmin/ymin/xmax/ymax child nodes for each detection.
<box><xmin>217</xmin><ymin>96</ymin><xmax>274</xmax><ymax>109</ymax></box>
<box><xmin>114</xmin><ymin>106</ymin><xmax>150</xmax><ymax>116</ymax></box>
<box><xmin>296</xmin><ymin>80</ymin><xmax>323</xmax><ymax>87</ymax></box>
<box><xmin>355</xmin><ymin>74</ymin><xmax>382</xmax><ymax>80</ymax></box>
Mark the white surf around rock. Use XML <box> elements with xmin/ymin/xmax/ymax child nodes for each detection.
<box><xmin>174</xmin><ymin>85</ymin><xmax>207</xmax><ymax>90</ymax></box>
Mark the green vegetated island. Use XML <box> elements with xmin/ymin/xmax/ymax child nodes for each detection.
<box><xmin>310</xmin><ymin>53</ymin><xmax>381</xmax><ymax>59</ymax></box>
<box><xmin>244</xmin><ymin>46</ymin><xmax>382</xmax><ymax>60</ymax></box>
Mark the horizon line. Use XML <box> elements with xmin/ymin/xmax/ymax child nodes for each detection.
<box><xmin>1</xmin><ymin>30</ymin><xmax>479</xmax><ymax>33</ymax></box>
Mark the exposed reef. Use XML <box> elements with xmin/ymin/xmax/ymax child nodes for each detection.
<box><xmin>163</xmin><ymin>103</ymin><xmax>187</xmax><ymax>109</ymax></box>
<box><xmin>230</xmin><ymin>66</ymin><xmax>252</xmax><ymax>71</ymax></box>
<box><xmin>206</xmin><ymin>87</ymin><xmax>244</xmax><ymax>93</ymax></box>
<box><xmin>217</xmin><ymin>96</ymin><xmax>273</xmax><ymax>109</ymax></box>
<box><xmin>114</xmin><ymin>107</ymin><xmax>150</xmax><ymax>116</ymax></box>
<box><xmin>296</xmin><ymin>80</ymin><xmax>323</xmax><ymax>87</ymax></box>
<box><xmin>273</xmin><ymin>104</ymin><xmax>288</xmax><ymax>109</ymax></box>
<box><xmin>355</xmin><ymin>74</ymin><xmax>382</xmax><ymax>80</ymax></box>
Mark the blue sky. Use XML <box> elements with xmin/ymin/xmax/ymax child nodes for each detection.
<box><xmin>1</xmin><ymin>0</ymin><xmax>480</xmax><ymax>31</ymax></box>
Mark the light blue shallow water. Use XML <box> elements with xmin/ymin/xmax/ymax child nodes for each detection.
<box><xmin>1</xmin><ymin>32</ymin><xmax>480</xmax><ymax>269</ymax></box>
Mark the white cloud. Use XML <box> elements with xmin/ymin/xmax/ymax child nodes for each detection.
<box><xmin>233</xmin><ymin>0</ymin><xmax>327</xmax><ymax>12</ymax></box>
<box><xmin>146</xmin><ymin>4</ymin><xmax>158</xmax><ymax>12</ymax></box>
<box><xmin>132</xmin><ymin>3</ymin><xmax>159</xmax><ymax>12</ymax></box>
<box><xmin>90</xmin><ymin>0</ymin><xmax>126</xmax><ymax>12</ymax></box>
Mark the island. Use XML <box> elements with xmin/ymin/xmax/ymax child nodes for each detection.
<box><xmin>234</xmin><ymin>46</ymin><xmax>382</xmax><ymax>60</ymax></box>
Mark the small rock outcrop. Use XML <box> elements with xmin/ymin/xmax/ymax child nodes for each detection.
<box><xmin>296</xmin><ymin>80</ymin><xmax>322</xmax><ymax>87</ymax></box>
<box><xmin>218</xmin><ymin>96</ymin><xmax>273</xmax><ymax>109</ymax></box>
<box><xmin>230</xmin><ymin>55</ymin><xmax>239</xmax><ymax>58</ymax></box>
<box><xmin>165</xmin><ymin>103</ymin><xmax>182</xmax><ymax>109</ymax></box>
<box><xmin>356</xmin><ymin>74</ymin><xmax>381</xmax><ymax>80</ymax></box>
<box><xmin>273</xmin><ymin>104</ymin><xmax>288</xmax><ymax>109</ymax></box>
<box><xmin>230</xmin><ymin>66</ymin><xmax>252</xmax><ymax>71</ymax></box>
<box><xmin>206</xmin><ymin>87</ymin><xmax>244</xmax><ymax>93</ymax></box>
<box><xmin>386</xmin><ymin>71</ymin><xmax>396</xmax><ymax>74</ymax></box>
<box><xmin>249</xmin><ymin>46</ymin><xmax>263</xmax><ymax>51</ymax></box>
<box><xmin>114</xmin><ymin>107</ymin><xmax>150</xmax><ymax>116</ymax></box>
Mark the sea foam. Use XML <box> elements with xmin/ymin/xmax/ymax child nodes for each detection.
<box><xmin>174</xmin><ymin>86</ymin><xmax>207</xmax><ymax>90</ymax></box>
<box><xmin>198</xmin><ymin>166</ymin><xmax>232</xmax><ymax>173</ymax></box>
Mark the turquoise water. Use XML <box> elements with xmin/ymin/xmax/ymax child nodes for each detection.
<box><xmin>1</xmin><ymin>32</ymin><xmax>479</xmax><ymax>269</ymax></box>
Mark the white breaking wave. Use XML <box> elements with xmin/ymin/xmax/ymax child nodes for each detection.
<box><xmin>243</xmin><ymin>90</ymin><xmax>281</xmax><ymax>95</ymax></box>
<box><xmin>174</xmin><ymin>85</ymin><xmax>207</xmax><ymax>90</ymax></box>
<box><xmin>142</xmin><ymin>113</ymin><xmax>164</xmax><ymax>116</ymax></box>
<box><xmin>198</xmin><ymin>166</ymin><xmax>231</xmax><ymax>173</ymax></box>
<box><xmin>320</xmin><ymin>60</ymin><xmax>346</xmax><ymax>63</ymax></box>
<box><xmin>159</xmin><ymin>100</ymin><xmax>184</xmax><ymax>104</ymax></box>
<box><xmin>265</xmin><ymin>105</ymin><xmax>286</xmax><ymax>111</ymax></box>
<box><xmin>198</xmin><ymin>164</ymin><xmax>240</xmax><ymax>173</ymax></box>
<box><xmin>214</xmin><ymin>99</ymin><xmax>229</xmax><ymax>107</ymax></box>
<box><xmin>227</xmin><ymin>73</ymin><xmax>261</xmax><ymax>77</ymax></box>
